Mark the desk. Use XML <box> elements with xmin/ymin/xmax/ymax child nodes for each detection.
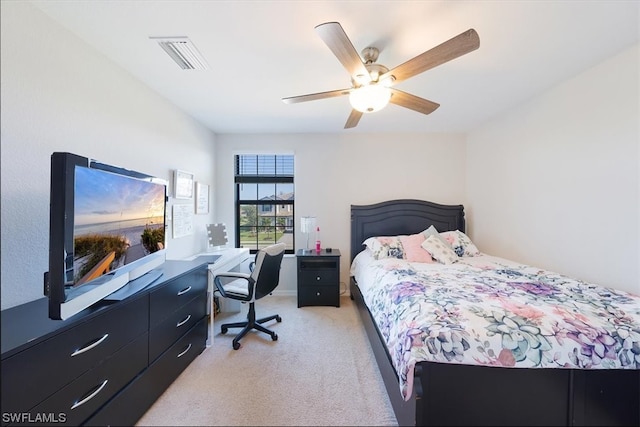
<box><xmin>184</xmin><ymin>248</ymin><xmax>251</xmax><ymax>346</ymax></box>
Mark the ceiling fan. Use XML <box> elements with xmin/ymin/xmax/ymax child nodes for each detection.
<box><xmin>282</xmin><ymin>22</ymin><xmax>480</xmax><ymax>129</ymax></box>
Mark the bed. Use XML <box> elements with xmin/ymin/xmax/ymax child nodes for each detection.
<box><xmin>349</xmin><ymin>199</ymin><xmax>639</xmax><ymax>426</ymax></box>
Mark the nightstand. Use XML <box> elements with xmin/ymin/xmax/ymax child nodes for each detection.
<box><xmin>296</xmin><ymin>249</ymin><xmax>341</xmax><ymax>307</ymax></box>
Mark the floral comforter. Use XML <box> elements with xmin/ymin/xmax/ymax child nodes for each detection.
<box><xmin>350</xmin><ymin>252</ymin><xmax>640</xmax><ymax>401</ymax></box>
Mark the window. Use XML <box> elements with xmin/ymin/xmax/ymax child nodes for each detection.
<box><xmin>235</xmin><ymin>154</ymin><xmax>294</xmax><ymax>254</ymax></box>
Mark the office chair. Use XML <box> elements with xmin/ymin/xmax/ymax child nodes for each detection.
<box><xmin>214</xmin><ymin>243</ymin><xmax>285</xmax><ymax>350</ymax></box>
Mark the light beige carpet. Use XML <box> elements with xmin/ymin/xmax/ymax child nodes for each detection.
<box><xmin>136</xmin><ymin>295</ymin><xmax>398</xmax><ymax>426</ymax></box>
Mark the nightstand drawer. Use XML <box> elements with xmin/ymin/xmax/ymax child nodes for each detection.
<box><xmin>299</xmin><ymin>269</ymin><xmax>338</xmax><ymax>287</ymax></box>
<box><xmin>298</xmin><ymin>286</ymin><xmax>339</xmax><ymax>307</ymax></box>
<box><xmin>298</xmin><ymin>259</ymin><xmax>338</xmax><ymax>270</ymax></box>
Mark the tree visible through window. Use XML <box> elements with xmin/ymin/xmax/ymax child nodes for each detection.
<box><xmin>235</xmin><ymin>154</ymin><xmax>294</xmax><ymax>254</ymax></box>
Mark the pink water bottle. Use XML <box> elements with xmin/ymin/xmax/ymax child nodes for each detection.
<box><xmin>315</xmin><ymin>227</ymin><xmax>321</xmax><ymax>253</ymax></box>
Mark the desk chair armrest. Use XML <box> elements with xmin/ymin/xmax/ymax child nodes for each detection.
<box><xmin>214</xmin><ymin>272</ymin><xmax>254</xmax><ymax>301</ymax></box>
<box><xmin>215</xmin><ymin>272</ymin><xmax>250</xmax><ymax>281</ymax></box>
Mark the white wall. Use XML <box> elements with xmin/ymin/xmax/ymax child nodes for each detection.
<box><xmin>3</xmin><ymin>2</ymin><xmax>636</xmax><ymax>313</ymax></box>
<box><xmin>215</xmin><ymin>133</ymin><xmax>467</xmax><ymax>294</ymax></box>
<box><xmin>0</xmin><ymin>2</ymin><xmax>217</xmax><ymax>309</ymax></box>
<box><xmin>466</xmin><ymin>44</ymin><xmax>639</xmax><ymax>295</ymax></box>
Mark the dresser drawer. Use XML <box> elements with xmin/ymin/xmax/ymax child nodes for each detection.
<box><xmin>24</xmin><ymin>333</ymin><xmax>147</xmax><ymax>427</ymax></box>
<box><xmin>149</xmin><ymin>267</ymin><xmax>207</xmax><ymax>327</ymax></box>
<box><xmin>83</xmin><ymin>319</ymin><xmax>207</xmax><ymax>427</ymax></box>
<box><xmin>149</xmin><ymin>293</ymin><xmax>207</xmax><ymax>363</ymax></box>
<box><xmin>1</xmin><ymin>296</ymin><xmax>148</xmax><ymax>414</ymax></box>
<box><xmin>146</xmin><ymin>318</ymin><xmax>207</xmax><ymax>391</ymax></box>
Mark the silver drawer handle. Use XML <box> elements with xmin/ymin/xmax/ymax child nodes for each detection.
<box><xmin>71</xmin><ymin>334</ymin><xmax>109</xmax><ymax>357</ymax></box>
<box><xmin>316</xmin><ymin>276</ymin><xmax>320</xmax><ymax>281</ymax></box>
<box><xmin>177</xmin><ymin>343</ymin><xmax>192</xmax><ymax>358</ymax></box>
<box><xmin>177</xmin><ymin>286</ymin><xmax>192</xmax><ymax>296</ymax></box>
<box><xmin>71</xmin><ymin>379</ymin><xmax>108</xmax><ymax>410</ymax></box>
<box><xmin>176</xmin><ymin>314</ymin><xmax>192</xmax><ymax>328</ymax></box>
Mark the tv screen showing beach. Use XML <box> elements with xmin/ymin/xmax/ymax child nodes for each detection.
<box><xmin>73</xmin><ymin>165</ymin><xmax>166</xmax><ymax>286</ymax></box>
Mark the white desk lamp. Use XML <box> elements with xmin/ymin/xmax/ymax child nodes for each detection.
<box><xmin>300</xmin><ymin>216</ymin><xmax>316</xmax><ymax>254</ymax></box>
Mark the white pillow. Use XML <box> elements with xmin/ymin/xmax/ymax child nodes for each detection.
<box><xmin>363</xmin><ymin>236</ymin><xmax>405</xmax><ymax>260</ymax></box>
<box><xmin>421</xmin><ymin>234</ymin><xmax>459</xmax><ymax>265</ymax></box>
<box><xmin>423</xmin><ymin>225</ymin><xmax>454</xmax><ymax>249</ymax></box>
<box><xmin>422</xmin><ymin>225</ymin><xmax>439</xmax><ymax>238</ymax></box>
<box><xmin>439</xmin><ymin>230</ymin><xmax>481</xmax><ymax>257</ymax></box>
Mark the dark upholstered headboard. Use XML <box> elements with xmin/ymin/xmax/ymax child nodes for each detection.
<box><xmin>350</xmin><ymin>199</ymin><xmax>465</xmax><ymax>262</ymax></box>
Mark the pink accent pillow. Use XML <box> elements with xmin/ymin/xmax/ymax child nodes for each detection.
<box><xmin>399</xmin><ymin>233</ymin><xmax>435</xmax><ymax>263</ymax></box>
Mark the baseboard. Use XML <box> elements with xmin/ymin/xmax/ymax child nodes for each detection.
<box><xmin>271</xmin><ymin>290</ymin><xmax>352</xmax><ymax>298</ymax></box>
<box><xmin>272</xmin><ymin>290</ymin><xmax>297</xmax><ymax>297</ymax></box>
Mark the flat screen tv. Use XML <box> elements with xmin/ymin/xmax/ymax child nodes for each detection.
<box><xmin>47</xmin><ymin>152</ymin><xmax>167</xmax><ymax>320</ymax></box>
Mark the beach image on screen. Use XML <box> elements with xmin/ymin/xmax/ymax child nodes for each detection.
<box><xmin>73</xmin><ymin>166</ymin><xmax>166</xmax><ymax>286</ymax></box>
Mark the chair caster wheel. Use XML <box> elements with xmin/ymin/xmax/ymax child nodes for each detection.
<box><xmin>272</xmin><ymin>333</ymin><xmax>278</xmax><ymax>341</ymax></box>
<box><xmin>233</xmin><ymin>341</ymin><xmax>241</xmax><ymax>350</ymax></box>
<box><xmin>221</xmin><ymin>327</ymin><xmax>228</xmax><ymax>334</ymax></box>
<box><xmin>276</xmin><ymin>315</ymin><xmax>282</xmax><ymax>323</ymax></box>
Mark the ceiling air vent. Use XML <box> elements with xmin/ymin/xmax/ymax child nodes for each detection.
<box><xmin>151</xmin><ymin>36</ymin><xmax>209</xmax><ymax>70</ymax></box>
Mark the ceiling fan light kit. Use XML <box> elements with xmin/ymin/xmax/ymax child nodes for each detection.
<box><xmin>349</xmin><ymin>84</ymin><xmax>391</xmax><ymax>113</ymax></box>
<box><xmin>282</xmin><ymin>22</ymin><xmax>480</xmax><ymax>128</ymax></box>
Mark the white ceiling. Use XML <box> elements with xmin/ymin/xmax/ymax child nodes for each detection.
<box><xmin>30</xmin><ymin>0</ymin><xmax>639</xmax><ymax>134</ymax></box>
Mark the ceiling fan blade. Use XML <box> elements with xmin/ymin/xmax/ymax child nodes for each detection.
<box><xmin>282</xmin><ymin>88</ymin><xmax>351</xmax><ymax>104</ymax></box>
<box><xmin>315</xmin><ymin>22</ymin><xmax>371</xmax><ymax>84</ymax></box>
<box><xmin>389</xmin><ymin>89</ymin><xmax>440</xmax><ymax>115</ymax></box>
<box><xmin>381</xmin><ymin>29</ymin><xmax>479</xmax><ymax>85</ymax></box>
<box><xmin>344</xmin><ymin>109</ymin><xmax>363</xmax><ymax>129</ymax></box>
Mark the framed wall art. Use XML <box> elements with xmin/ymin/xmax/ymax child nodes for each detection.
<box><xmin>172</xmin><ymin>203</ymin><xmax>193</xmax><ymax>238</ymax></box>
<box><xmin>195</xmin><ymin>182</ymin><xmax>209</xmax><ymax>214</ymax></box>
<box><xmin>173</xmin><ymin>170</ymin><xmax>194</xmax><ymax>199</ymax></box>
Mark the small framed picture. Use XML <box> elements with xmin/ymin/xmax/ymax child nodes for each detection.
<box><xmin>173</xmin><ymin>170</ymin><xmax>194</xmax><ymax>199</ymax></box>
<box><xmin>195</xmin><ymin>182</ymin><xmax>209</xmax><ymax>214</ymax></box>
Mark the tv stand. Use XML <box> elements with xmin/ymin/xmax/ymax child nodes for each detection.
<box><xmin>103</xmin><ymin>268</ymin><xmax>163</xmax><ymax>301</ymax></box>
<box><xmin>1</xmin><ymin>259</ymin><xmax>212</xmax><ymax>426</ymax></box>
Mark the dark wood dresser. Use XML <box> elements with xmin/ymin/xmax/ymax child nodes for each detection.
<box><xmin>1</xmin><ymin>259</ymin><xmax>210</xmax><ymax>426</ymax></box>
